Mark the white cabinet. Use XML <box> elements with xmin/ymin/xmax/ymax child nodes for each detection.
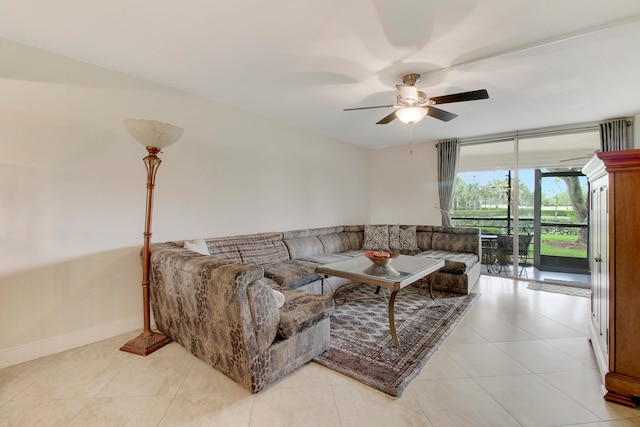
<box><xmin>583</xmin><ymin>150</ymin><xmax>640</xmax><ymax>407</ymax></box>
<box><xmin>583</xmin><ymin>156</ymin><xmax>608</xmax><ymax>384</ymax></box>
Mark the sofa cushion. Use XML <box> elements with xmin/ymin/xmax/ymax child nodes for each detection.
<box><xmin>420</xmin><ymin>258</ymin><xmax>465</xmax><ymax>274</ymax></box>
<box><xmin>362</xmin><ymin>224</ymin><xmax>390</xmax><ymax>251</ymax></box>
<box><xmin>263</xmin><ymin>260</ymin><xmax>321</xmax><ymax>289</ymax></box>
<box><xmin>419</xmin><ymin>250</ymin><xmax>479</xmax><ymax>274</ymax></box>
<box><xmin>274</xmin><ymin>286</ymin><xmax>334</xmax><ymax>339</ymax></box>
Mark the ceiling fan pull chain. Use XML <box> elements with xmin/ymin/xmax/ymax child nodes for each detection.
<box><xmin>409</xmin><ymin>124</ymin><xmax>414</xmax><ymax>155</ymax></box>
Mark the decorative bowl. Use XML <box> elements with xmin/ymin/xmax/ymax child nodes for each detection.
<box><xmin>364</xmin><ymin>251</ymin><xmax>399</xmax><ymax>266</ymax></box>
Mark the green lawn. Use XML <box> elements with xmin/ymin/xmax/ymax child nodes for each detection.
<box><xmin>538</xmin><ymin>234</ymin><xmax>587</xmax><ymax>258</ymax></box>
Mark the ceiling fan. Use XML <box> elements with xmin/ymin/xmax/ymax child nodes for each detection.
<box><xmin>344</xmin><ymin>73</ymin><xmax>489</xmax><ymax>125</ymax></box>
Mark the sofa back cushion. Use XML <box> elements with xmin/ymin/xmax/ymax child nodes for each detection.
<box><xmin>282</xmin><ymin>226</ymin><xmax>344</xmax><ymax>239</ymax></box>
<box><xmin>430</xmin><ymin>227</ymin><xmax>480</xmax><ymax>254</ymax></box>
<box><xmin>216</xmin><ymin>232</ymin><xmax>289</xmax><ymax>265</ymax></box>
<box><xmin>283</xmin><ymin>226</ymin><xmax>362</xmax><ymax>256</ymax></box>
<box><xmin>205</xmin><ymin>237</ymin><xmax>243</xmax><ymax>263</ymax></box>
<box><xmin>284</xmin><ymin>236</ymin><xmax>324</xmax><ymax>259</ymax></box>
<box><xmin>416</xmin><ymin>231</ymin><xmax>433</xmax><ymax>250</ymax></box>
<box><xmin>342</xmin><ymin>231</ymin><xmax>364</xmax><ymax>251</ymax></box>
<box><xmin>317</xmin><ymin>233</ymin><xmax>350</xmax><ymax>254</ymax></box>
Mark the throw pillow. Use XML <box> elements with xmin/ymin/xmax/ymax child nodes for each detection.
<box><xmin>184</xmin><ymin>238</ymin><xmax>210</xmax><ymax>255</ymax></box>
<box><xmin>363</xmin><ymin>224</ymin><xmax>390</xmax><ymax>251</ymax></box>
<box><xmin>272</xmin><ymin>289</ymin><xmax>285</xmax><ymax>308</ymax></box>
<box><xmin>388</xmin><ymin>224</ymin><xmax>400</xmax><ymax>250</ymax></box>
<box><xmin>398</xmin><ymin>225</ymin><xmax>419</xmax><ymax>251</ymax></box>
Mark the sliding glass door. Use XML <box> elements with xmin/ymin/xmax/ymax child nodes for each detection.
<box><xmin>452</xmin><ymin>126</ymin><xmax>599</xmax><ymax>284</ymax></box>
<box><xmin>534</xmin><ymin>169</ymin><xmax>589</xmax><ymax>274</ymax></box>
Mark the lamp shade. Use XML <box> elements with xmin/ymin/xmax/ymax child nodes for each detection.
<box><xmin>395</xmin><ymin>107</ymin><xmax>427</xmax><ymax>124</ymax></box>
<box><xmin>124</xmin><ymin>119</ymin><xmax>184</xmax><ymax>149</ymax></box>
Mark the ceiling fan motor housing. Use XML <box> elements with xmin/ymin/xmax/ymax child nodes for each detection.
<box><xmin>397</xmin><ymin>91</ymin><xmax>428</xmax><ymax>106</ymax></box>
<box><xmin>402</xmin><ymin>73</ymin><xmax>421</xmax><ymax>86</ymax></box>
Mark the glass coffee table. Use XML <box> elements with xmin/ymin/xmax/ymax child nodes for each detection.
<box><xmin>316</xmin><ymin>255</ymin><xmax>444</xmax><ymax>347</ymax></box>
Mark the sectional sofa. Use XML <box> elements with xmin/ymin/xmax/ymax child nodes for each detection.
<box><xmin>148</xmin><ymin>224</ymin><xmax>480</xmax><ymax>392</ymax></box>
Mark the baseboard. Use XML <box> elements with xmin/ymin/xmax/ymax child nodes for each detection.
<box><xmin>0</xmin><ymin>315</ymin><xmax>146</xmax><ymax>369</ymax></box>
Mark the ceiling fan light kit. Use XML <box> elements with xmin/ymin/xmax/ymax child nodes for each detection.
<box><xmin>344</xmin><ymin>73</ymin><xmax>489</xmax><ymax>126</ymax></box>
<box><xmin>396</xmin><ymin>107</ymin><xmax>428</xmax><ymax>124</ymax></box>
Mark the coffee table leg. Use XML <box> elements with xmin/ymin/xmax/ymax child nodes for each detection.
<box><xmin>388</xmin><ymin>290</ymin><xmax>400</xmax><ymax>347</ymax></box>
<box><xmin>428</xmin><ymin>281</ymin><xmax>442</xmax><ymax>307</ymax></box>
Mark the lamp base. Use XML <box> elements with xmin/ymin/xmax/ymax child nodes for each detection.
<box><xmin>120</xmin><ymin>331</ymin><xmax>172</xmax><ymax>356</ymax></box>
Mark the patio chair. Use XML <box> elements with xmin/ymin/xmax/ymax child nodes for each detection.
<box><xmin>491</xmin><ymin>234</ymin><xmax>533</xmax><ymax>276</ymax></box>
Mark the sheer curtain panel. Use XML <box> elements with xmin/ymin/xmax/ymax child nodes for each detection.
<box><xmin>600</xmin><ymin>118</ymin><xmax>630</xmax><ymax>151</ymax></box>
<box><xmin>436</xmin><ymin>139</ymin><xmax>460</xmax><ymax>226</ymax></box>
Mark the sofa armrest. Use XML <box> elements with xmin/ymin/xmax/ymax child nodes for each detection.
<box><xmin>149</xmin><ymin>243</ymin><xmax>265</xmax><ymax>390</ymax></box>
<box><xmin>246</xmin><ymin>279</ymin><xmax>280</xmax><ymax>352</ymax></box>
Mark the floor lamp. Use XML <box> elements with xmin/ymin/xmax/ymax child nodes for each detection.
<box><xmin>120</xmin><ymin>118</ymin><xmax>184</xmax><ymax>356</ymax></box>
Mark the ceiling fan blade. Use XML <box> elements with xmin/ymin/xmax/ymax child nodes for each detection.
<box><xmin>396</xmin><ymin>85</ymin><xmax>418</xmax><ymax>101</ymax></box>
<box><xmin>376</xmin><ymin>111</ymin><xmax>397</xmax><ymax>124</ymax></box>
<box><xmin>427</xmin><ymin>107</ymin><xmax>458</xmax><ymax>122</ymax></box>
<box><xmin>559</xmin><ymin>156</ymin><xmax>592</xmax><ymax>162</ymax></box>
<box><xmin>343</xmin><ymin>105</ymin><xmax>394</xmax><ymax>111</ymax></box>
<box><xmin>429</xmin><ymin>89</ymin><xmax>489</xmax><ymax>105</ymax></box>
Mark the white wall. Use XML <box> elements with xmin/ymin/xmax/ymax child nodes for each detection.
<box><xmin>0</xmin><ymin>39</ymin><xmax>371</xmax><ymax>367</ymax></box>
<box><xmin>370</xmin><ymin>142</ymin><xmax>441</xmax><ymax>226</ymax></box>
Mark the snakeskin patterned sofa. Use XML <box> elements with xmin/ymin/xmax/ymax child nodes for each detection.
<box><xmin>148</xmin><ymin>224</ymin><xmax>480</xmax><ymax>393</ymax></box>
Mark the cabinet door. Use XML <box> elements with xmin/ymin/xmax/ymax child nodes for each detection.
<box><xmin>597</xmin><ymin>185</ymin><xmax>609</xmax><ymax>345</ymax></box>
<box><xmin>590</xmin><ymin>187</ymin><xmax>600</xmax><ymax>331</ymax></box>
<box><xmin>591</xmin><ymin>183</ymin><xmax>609</xmax><ymax>351</ymax></box>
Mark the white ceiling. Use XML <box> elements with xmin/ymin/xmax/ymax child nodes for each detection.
<box><xmin>2</xmin><ymin>0</ymin><xmax>640</xmax><ymax>149</ymax></box>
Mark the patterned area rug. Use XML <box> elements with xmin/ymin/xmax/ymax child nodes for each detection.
<box><xmin>527</xmin><ymin>281</ymin><xmax>591</xmax><ymax>298</ymax></box>
<box><xmin>313</xmin><ymin>283</ymin><xmax>478</xmax><ymax>397</ymax></box>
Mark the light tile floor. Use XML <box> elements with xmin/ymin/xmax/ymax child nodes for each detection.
<box><xmin>2</xmin><ymin>276</ymin><xmax>640</xmax><ymax>426</ymax></box>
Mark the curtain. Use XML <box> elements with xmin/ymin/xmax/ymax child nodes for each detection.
<box><xmin>599</xmin><ymin>119</ymin><xmax>630</xmax><ymax>151</ymax></box>
<box><xmin>436</xmin><ymin>139</ymin><xmax>460</xmax><ymax>226</ymax></box>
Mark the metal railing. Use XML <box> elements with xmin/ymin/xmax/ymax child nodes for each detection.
<box><xmin>451</xmin><ymin>216</ymin><xmax>532</xmax><ymax>235</ymax></box>
<box><xmin>451</xmin><ymin>216</ymin><xmax>587</xmax><ymax>236</ymax></box>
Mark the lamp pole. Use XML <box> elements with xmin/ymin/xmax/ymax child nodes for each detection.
<box><xmin>120</xmin><ymin>119</ymin><xmax>183</xmax><ymax>356</ymax></box>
